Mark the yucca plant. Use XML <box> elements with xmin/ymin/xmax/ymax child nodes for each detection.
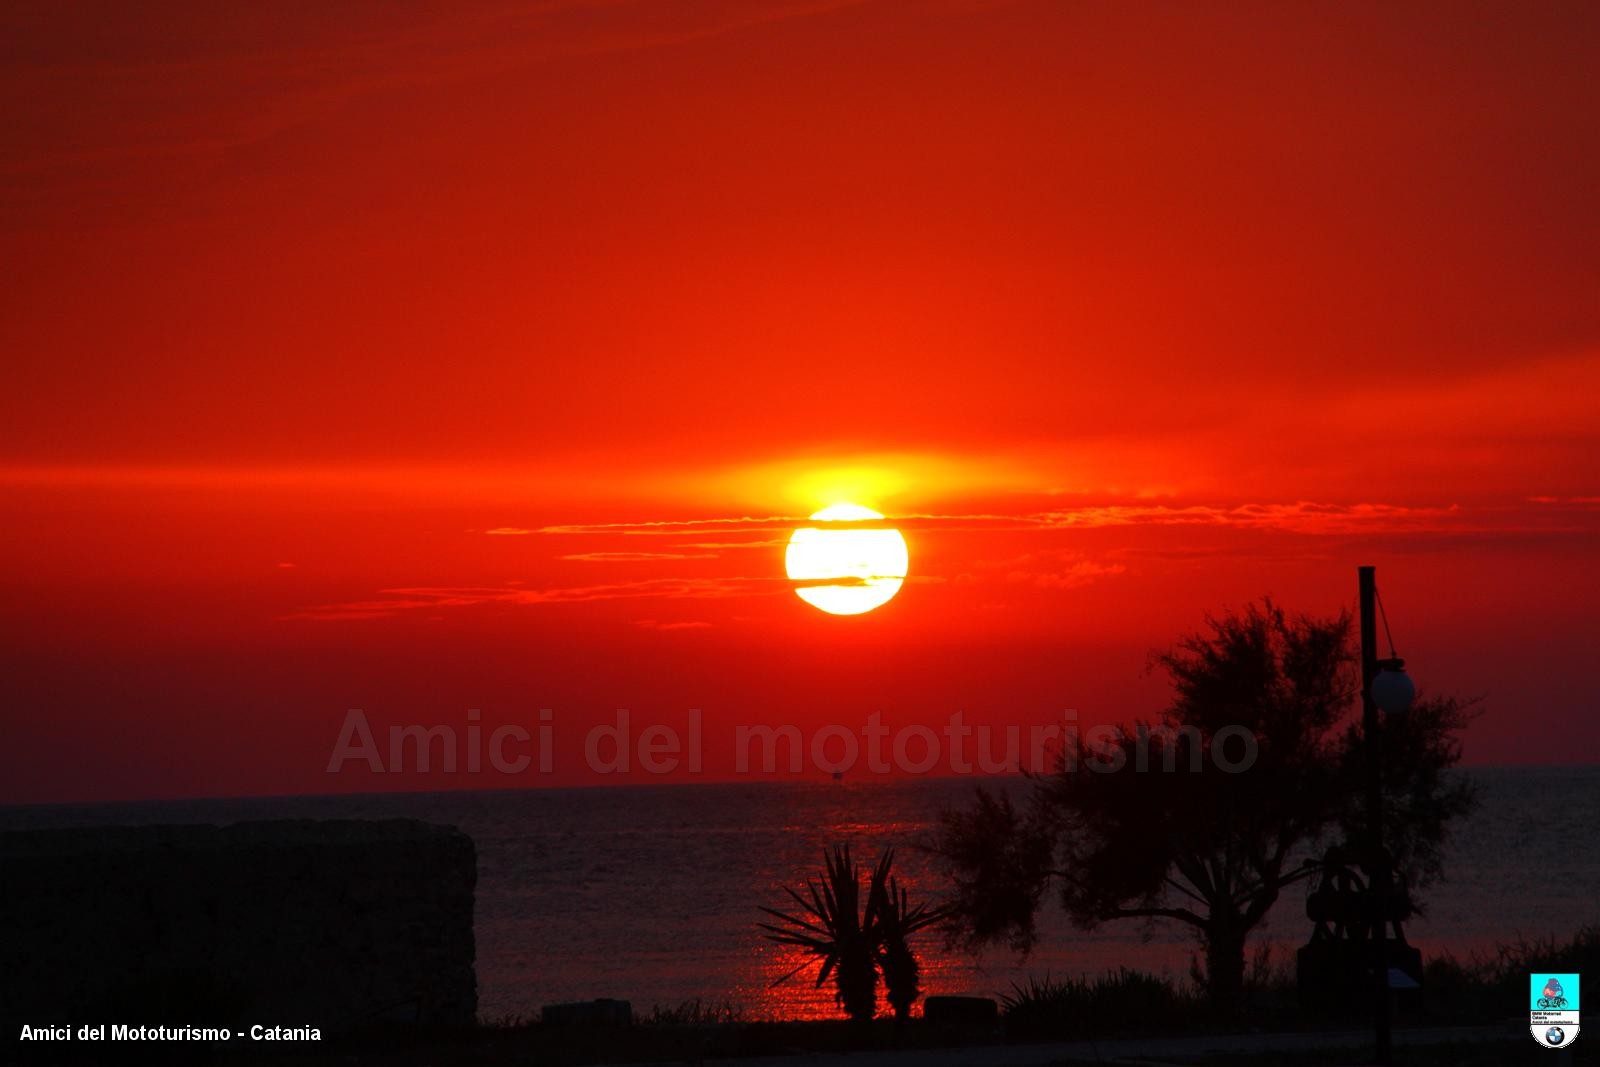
<box><xmin>759</xmin><ymin>844</ymin><xmax>879</xmax><ymax>1023</ymax></box>
<box><xmin>868</xmin><ymin>847</ymin><xmax>947</xmax><ymax>1023</ymax></box>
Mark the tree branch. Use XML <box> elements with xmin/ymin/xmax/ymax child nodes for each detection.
<box><xmin>1105</xmin><ymin>905</ymin><xmax>1207</xmax><ymax>929</ymax></box>
<box><xmin>1163</xmin><ymin>876</ymin><xmax>1209</xmax><ymax>907</ymax></box>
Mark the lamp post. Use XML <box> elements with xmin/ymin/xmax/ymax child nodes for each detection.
<box><xmin>1359</xmin><ymin>565</ymin><xmax>1415</xmax><ymax>1066</ymax></box>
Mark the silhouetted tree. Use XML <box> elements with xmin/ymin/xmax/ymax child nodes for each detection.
<box><xmin>934</xmin><ymin>600</ymin><xmax>1477</xmax><ymax>999</ymax></box>
<box><xmin>760</xmin><ymin>845</ymin><xmax>879</xmax><ymax>1023</ymax></box>
<box><xmin>760</xmin><ymin>845</ymin><xmax>945</xmax><ymax>1023</ymax></box>
<box><xmin>1338</xmin><ymin>688</ymin><xmax>1478</xmax><ymax>892</ymax></box>
<box><xmin>867</xmin><ymin>848</ymin><xmax>946</xmax><ymax>1023</ymax></box>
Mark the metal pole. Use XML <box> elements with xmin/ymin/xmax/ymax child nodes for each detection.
<box><xmin>1359</xmin><ymin>565</ymin><xmax>1391</xmax><ymax>1065</ymax></box>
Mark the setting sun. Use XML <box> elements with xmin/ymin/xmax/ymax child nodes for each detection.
<box><xmin>3</xmin><ymin>2</ymin><xmax>1599</xmax><ymax>1053</ymax></box>
<box><xmin>784</xmin><ymin>504</ymin><xmax>909</xmax><ymax>615</ymax></box>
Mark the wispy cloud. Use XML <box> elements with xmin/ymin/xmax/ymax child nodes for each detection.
<box><xmin>285</xmin><ymin>576</ymin><xmax>784</xmax><ymax>621</ymax></box>
<box><xmin>1032</xmin><ymin>501</ymin><xmax>1462</xmax><ymax>535</ymax></box>
<box><xmin>289</xmin><ymin>572</ymin><xmax>910</xmax><ymax>621</ymax></box>
<box><xmin>534</xmin><ymin>501</ymin><xmax>1468</xmax><ymax>538</ymax></box>
<box><xmin>1529</xmin><ymin>495</ymin><xmax>1600</xmax><ymax>506</ymax></box>
<box><xmin>288</xmin><ymin>497</ymin><xmax>1593</xmax><ymax>621</ymax></box>
<box><xmin>538</xmin><ymin>515</ymin><xmax>806</xmax><ymax>535</ymax></box>
<box><xmin>560</xmin><ymin>551</ymin><xmax>719</xmax><ymax>562</ymax></box>
<box><xmin>1004</xmin><ymin>559</ymin><xmax>1128</xmax><ymax>590</ymax></box>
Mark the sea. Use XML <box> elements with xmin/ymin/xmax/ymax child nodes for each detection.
<box><xmin>2</xmin><ymin>767</ymin><xmax>1595</xmax><ymax>1021</ymax></box>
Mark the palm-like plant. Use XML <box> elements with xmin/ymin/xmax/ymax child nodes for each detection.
<box><xmin>759</xmin><ymin>844</ymin><xmax>879</xmax><ymax>1023</ymax></box>
<box><xmin>868</xmin><ymin>848</ymin><xmax>947</xmax><ymax>1023</ymax></box>
<box><xmin>760</xmin><ymin>845</ymin><xmax>946</xmax><ymax>1024</ymax></box>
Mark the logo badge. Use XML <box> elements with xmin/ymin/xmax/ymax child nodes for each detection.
<box><xmin>1531</xmin><ymin>973</ymin><xmax>1580</xmax><ymax>1048</ymax></box>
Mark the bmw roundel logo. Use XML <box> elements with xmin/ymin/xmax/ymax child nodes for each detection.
<box><xmin>1546</xmin><ymin>1026</ymin><xmax>1566</xmax><ymax>1045</ymax></box>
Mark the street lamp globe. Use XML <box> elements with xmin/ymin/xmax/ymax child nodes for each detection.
<box><xmin>1371</xmin><ymin>663</ymin><xmax>1415</xmax><ymax>715</ymax></box>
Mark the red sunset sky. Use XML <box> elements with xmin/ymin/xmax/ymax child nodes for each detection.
<box><xmin>3</xmin><ymin>1</ymin><xmax>1598</xmax><ymax>803</ymax></box>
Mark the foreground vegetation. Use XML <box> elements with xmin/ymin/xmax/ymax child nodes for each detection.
<box><xmin>759</xmin><ymin>845</ymin><xmax>946</xmax><ymax>1023</ymax></box>
<box><xmin>180</xmin><ymin>926</ymin><xmax>1600</xmax><ymax>1065</ymax></box>
<box><xmin>937</xmin><ymin>601</ymin><xmax>1478</xmax><ymax>1000</ymax></box>
<box><xmin>1003</xmin><ymin>925</ymin><xmax>1600</xmax><ymax>1041</ymax></box>
<box><xmin>1059</xmin><ymin>1041</ymin><xmax>1574</xmax><ymax>1067</ymax></box>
